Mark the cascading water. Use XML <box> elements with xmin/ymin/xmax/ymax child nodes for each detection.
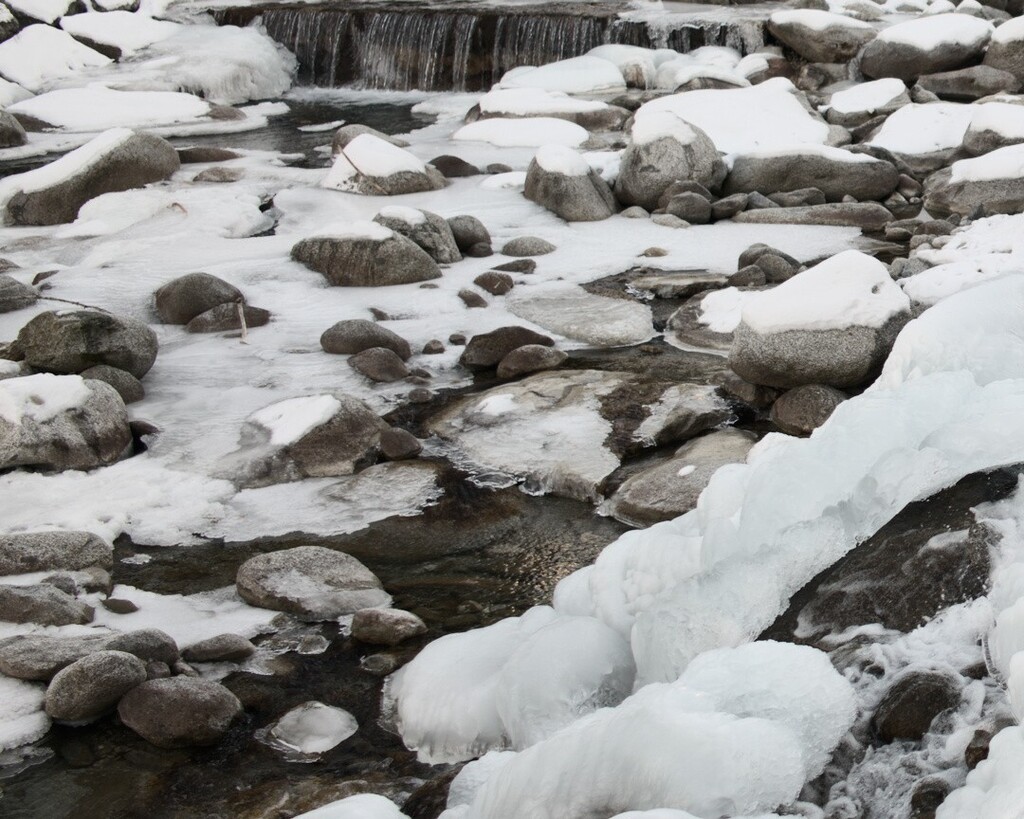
<box><xmin>216</xmin><ymin>4</ymin><xmax>769</xmax><ymax>92</ymax></box>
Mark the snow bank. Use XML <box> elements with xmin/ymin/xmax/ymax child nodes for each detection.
<box><xmin>498</xmin><ymin>56</ymin><xmax>625</xmax><ymax>95</ymax></box>
<box><xmin>8</xmin><ymin>87</ymin><xmax>212</xmax><ymax>132</ymax></box>
<box><xmin>637</xmin><ymin>79</ymin><xmax>830</xmax><ymax>153</ymax></box>
<box><xmin>0</xmin><ymin>25</ymin><xmax>111</xmax><ymax>92</ymax></box>
<box><xmin>875</xmin><ymin>13</ymin><xmax>992</xmax><ymax>50</ymax></box>
<box><xmin>454</xmin><ymin>118</ymin><xmax>588</xmax><ymax>149</ymax></box>
<box><xmin>740</xmin><ymin>250</ymin><xmax>910</xmax><ymax>333</ymax></box>
<box><xmin>59</xmin><ymin>11</ymin><xmax>181</xmax><ymax>55</ymax></box>
<box><xmin>950</xmin><ymin>143</ymin><xmax>1024</xmax><ymax>183</ymax></box>
<box><xmin>7</xmin><ymin>0</ymin><xmax>70</xmax><ymax>24</ymax></box>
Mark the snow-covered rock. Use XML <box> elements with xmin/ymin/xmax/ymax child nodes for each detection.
<box><xmin>324</xmin><ymin>134</ymin><xmax>445</xmax><ymax>196</ymax></box>
<box><xmin>768</xmin><ymin>10</ymin><xmax>875</xmax><ymax>63</ymax></box>
<box><xmin>729</xmin><ymin>250</ymin><xmax>911</xmax><ymax>388</ymax></box>
<box><xmin>825</xmin><ymin>78</ymin><xmax>910</xmax><ymax>128</ymax></box>
<box><xmin>475</xmin><ymin>88</ymin><xmax>625</xmax><ymax>130</ymax></box>
<box><xmin>58</xmin><ymin>10</ymin><xmax>180</xmax><ymax>56</ymax></box>
<box><xmin>924</xmin><ymin>144</ymin><xmax>1024</xmax><ymax>217</ymax></box>
<box><xmin>373</xmin><ymin>206</ymin><xmax>461</xmax><ymax>264</ymax></box>
<box><xmin>524</xmin><ymin>146</ymin><xmax>617</xmax><ymax>222</ymax></box>
<box><xmin>498</xmin><ymin>56</ymin><xmax>625</xmax><ymax>95</ymax></box>
<box><xmin>454</xmin><ymin>117</ymin><xmax>589</xmax><ymax>149</ymax></box>
<box><xmin>861</xmin><ymin>14</ymin><xmax>994</xmax><ymax>82</ymax></box>
<box><xmin>982</xmin><ymin>16</ymin><xmax>1024</xmax><ymax>85</ymax></box>
<box><xmin>8</xmin><ymin>87</ymin><xmax>214</xmax><ymax>132</ymax></box>
<box><xmin>867</xmin><ymin>102</ymin><xmax>974</xmax><ymax>173</ymax></box>
<box><xmin>0</xmin><ymin>24</ymin><xmax>109</xmax><ymax>92</ymax></box>
<box><xmin>1</xmin><ymin>128</ymin><xmax>179</xmax><ymax>226</ymax></box>
<box><xmin>294</xmin><ymin>794</ymin><xmax>409</xmax><ymax>819</ymax></box>
<box><xmin>963</xmin><ymin>102</ymin><xmax>1024</xmax><ymax>155</ymax></box>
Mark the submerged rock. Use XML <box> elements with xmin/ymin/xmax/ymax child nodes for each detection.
<box><xmin>872</xmin><ymin>670</ymin><xmax>963</xmax><ymax>743</ymax></box>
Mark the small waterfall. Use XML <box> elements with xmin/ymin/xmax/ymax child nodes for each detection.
<box><xmin>218</xmin><ymin>4</ymin><xmax>768</xmax><ymax>92</ymax></box>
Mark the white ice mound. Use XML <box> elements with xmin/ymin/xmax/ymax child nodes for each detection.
<box><xmin>0</xmin><ymin>25</ymin><xmax>111</xmax><ymax>92</ymax></box>
<box><xmin>384</xmin><ymin>606</ymin><xmax>635</xmax><ymax>763</ymax></box>
<box><xmin>8</xmin><ymin>87</ymin><xmax>212</xmax><ymax>132</ymax></box>
<box><xmin>636</xmin><ymin>78</ymin><xmax>830</xmax><ymax>154</ymax></box>
<box><xmin>450</xmin><ymin>641</ymin><xmax>853</xmax><ymax>819</ymax></box>
<box><xmin>936</xmin><ymin>724</ymin><xmax>1024</xmax><ymax>819</ymax></box>
<box><xmin>498</xmin><ymin>56</ymin><xmax>625</xmax><ymax>95</ymax></box>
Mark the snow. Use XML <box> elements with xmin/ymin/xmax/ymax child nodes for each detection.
<box><xmin>991</xmin><ymin>15</ymin><xmax>1024</xmax><ymax>44</ymax></box>
<box><xmin>265</xmin><ymin>701</ymin><xmax>358</xmax><ymax>754</ymax></box>
<box><xmin>0</xmin><ymin>373</ymin><xmax>92</xmax><ymax>425</ymax></box>
<box><xmin>637</xmin><ymin>79</ymin><xmax>831</xmax><ymax>154</ymax></box>
<box><xmin>533</xmin><ymin>145</ymin><xmax>589</xmax><ymax>177</ymax></box>
<box><xmin>868</xmin><ymin>102</ymin><xmax>975</xmax><ymax>155</ymax></box>
<box><xmin>770</xmin><ymin>9</ymin><xmax>873</xmax><ymax>31</ymax></box>
<box><xmin>965</xmin><ymin>103</ymin><xmax>1024</xmax><ymax>141</ymax></box>
<box><xmin>0</xmin><ymin>25</ymin><xmax>111</xmax><ymax>93</ymax></box>
<box><xmin>312</xmin><ymin>221</ymin><xmax>394</xmax><ymax>242</ymax></box>
<box><xmin>7</xmin><ymin>0</ymin><xmax>69</xmax><ymax>24</ymax></box>
<box><xmin>0</xmin><ymin>78</ymin><xmax>32</xmax><ymax>108</ymax></box>
<box><xmin>248</xmin><ymin>395</ymin><xmax>342</xmax><ymax>446</ymax></box>
<box><xmin>294</xmin><ymin>795</ymin><xmax>409</xmax><ymax>819</ymax></box>
<box><xmin>587</xmin><ymin>44</ymin><xmax>657</xmax><ymax>88</ymax></box>
<box><xmin>900</xmin><ymin>257</ymin><xmax>1018</xmax><ymax>306</ymax></box>
<box><xmin>0</xmin><ymin>677</ymin><xmax>49</xmax><ymax>752</ymax></box>
<box><xmin>875</xmin><ymin>13</ymin><xmax>992</xmax><ymax>50</ymax></box>
<box><xmin>58</xmin><ymin>11</ymin><xmax>181</xmax><ymax>55</ymax></box>
<box><xmin>377</xmin><ymin>205</ymin><xmax>426</xmax><ymax>225</ymax></box>
<box><xmin>697</xmin><ymin>286</ymin><xmax>748</xmax><ymax>334</ymax></box>
<box><xmin>950</xmin><ymin>144</ymin><xmax>1024</xmax><ymax>183</ymax></box>
<box><xmin>654</xmin><ymin>62</ymin><xmax>748</xmax><ymax>92</ymax></box>
<box><xmin>454</xmin><ymin>118</ymin><xmax>588</xmax><ymax>149</ymax></box>
<box><xmin>8</xmin><ymin>87</ymin><xmax>212</xmax><ymax>132</ymax></box>
<box><xmin>740</xmin><ymin>250</ymin><xmax>910</xmax><ymax>334</ymax></box>
<box><xmin>731</xmin><ymin>143</ymin><xmax>880</xmax><ymax>165</ymax></box>
<box><xmin>498</xmin><ymin>56</ymin><xmax>625</xmax><ymax>95</ymax></box>
<box><xmin>631</xmin><ymin>111</ymin><xmax>698</xmax><ymax>148</ymax></box>
<box><xmin>478</xmin><ymin>88</ymin><xmax>604</xmax><ymax>117</ymax></box>
<box><xmin>324</xmin><ymin>134</ymin><xmax>426</xmax><ymax>188</ymax></box>
<box><xmin>828</xmin><ymin>78</ymin><xmax>907</xmax><ymax>115</ymax></box>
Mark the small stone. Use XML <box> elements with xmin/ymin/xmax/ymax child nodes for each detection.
<box><xmin>621</xmin><ymin>206</ymin><xmax>649</xmax><ymax>218</ymax></box>
<box><xmin>466</xmin><ymin>242</ymin><xmax>493</xmax><ymax>257</ymax></box>
<box><xmin>185</xmin><ymin>304</ymin><xmax>270</xmax><ymax>334</ymax></box>
<box><xmin>493</xmin><ymin>259</ymin><xmax>536</xmax><ymax>275</ymax></box>
<box><xmin>501</xmin><ymin>236</ymin><xmax>555</xmax><ymax>257</ymax></box>
<box><xmin>496</xmin><ymin>344</ymin><xmax>568</xmax><ymax>379</ymax></box>
<box><xmin>712</xmin><ymin>193</ymin><xmax>749</xmax><ymax>220</ymax></box>
<box><xmin>474</xmin><ymin>271</ymin><xmax>514</xmax><ymax>296</ymax></box>
<box><xmin>651</xmin><ymin>213</ymin><xmax>689</xmax><ymax>229</ymax></box>
<box><xmin>448</xmin><ymin>333</ymin><xmax>467</xmax><ymax>345</ymax></box>
<box><xmin>447</xmin><ymin>215</ymin><xmax>491</xmax><ymax>252</ymax></box>
<box><xmin>101</xmin><ymin>598</ymin><xmax>139</xmax><ymax>614</ymax></box>
<box><xmin>360</xmin><ymin>653</ymin><xmax>400</xmax><ymax>676</ymax></box>
<box><xmin>770</xmin><ymin>384</ymin><xmax>848</xmax><ymax>436</ymax></box>
<box><xmin>458</xmin><ymin>289</ymin><xmax>488</xmax><ymax>308</ymax></box>
<box><xmin>429</xmin><ymin>155</ymin><xmax>480</xmax><ymax>178</ymax></box>
<box><xmin>665</xmin><ymin>192</ymin><xmax>712</xmax><ymax>224</ymax></box>
<box><xmin>407</xmin><ymin>388</ymin><xmax>433</xmax><ymax>403</ymax></box>
<box><xmin>350</xmin><ymin>608</ymin><xmax>427</xmax><ymax>646</ymax></box>
<box><xmin>487</xmin><ymin>163</ymin><xmax>513</xmax><ymax>174</ymax></box>
<box><xmin>118</xmin><ymin>677</ymin><xmax>243</xmax><ymax>748</ymax></box>
<box><xmin>422</xmin><ymin>339</ymin><xmax>444</xmax><ymax>355</ymax></box>
<box><xmin>45</xmin><ymin>650</ymin><xmax>147</xmax><ymax>723</ymax></box>
<box><xmin>755</xmin><ymin>253</ymin><xmax>801</xmax><ymax>283</ymax></box>
<box><xmin>380</xmin><ymin>428</ymin><xmax>422</xmax><ymax>460</ymax></box>
<box><xmin>182</xmin><ymin>634</ymin><xmax>256</xmax><ymax>663</ymax></box>
<box><xmin>155</xmin><ymin>272</ymin><xmax>243</xmax><ymax>325</ymax></box>
<box><xmin>146</xmin><ymin>661</ymin><xmax>172</xmax><ymax>680</ymax></box>
<box><xmin>731</xmin><ymin>265</ymin><xmax>767</xmax><ymax>287</ymax></box>
<box><xmin>641</xmin><ymin>247</ymin><xmax>668</xmax><ymax>258</ymax></box>
<box><xmin>348</xmin><ymin>347</ymin><xmax>410</xmax><ymax>382</ymax></box>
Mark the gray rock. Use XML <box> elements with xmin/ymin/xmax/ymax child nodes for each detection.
<box><xmin>923</xmin><ymin>165</ymin><xmax>1024</xmax><ymax>218</ymax></box>
<box><xmin>861</xmin><ymin>21</ymin><xmax>992</xmax><ymax>82</ymax></box>
<box><xmin>656</xmin><ymin>181</ymin><xmax>713</xmax><ymax>209</ymax></box>
<box><xmin>331</xmin><ymin>124</ymin><xmax>408</xmax><ymax>154</ymax></box>
<box><xmin>348</xmin><ymin>347</ymin><xmax>409</xmax><ymax>382</ymax></box>
<box><xmin>493</xmin><ymin>259</ymin><xmax>535</xmax><ymax>274</ymax></box>
<box><xmin>712</xmin><ymin>193</ymin><xmax>749</xmax><ymax>220</ymax></box>
<box><xmin>524</xmin><ymin>155</ymin><xmax>617</xmax><ymax>222</ymax></box>
<box><xmin>460</xmin><ymin>326</ymin><xmax>555</xmax><ymax>370</ymax></box>
<box><xmin>725</xmin><ymin>151</ymin><xmax>899</xmax><ymax>202</ymax></box>
<box><xmin>984</xmin><ymin>20</ymin><xmax>1024</xmax><ymax>84</ymax></box>
<box><xmin>501</xmin><ymin>236</ymin><xmax>555</xmax><ymax>257</ymax></box>
<box><xmin>379</xmin><ymin>427</ymin><xmax>421</xmax><ymax>460</ymax></box>
<box><xmin>101</xmin><ymin>597</ymin><xmax>138</xmax><ymax>614</ymax></box>
<box><xmin>826</xmin><ymin>88</ymin><xmax>910</xmax><ymax>129</ymax></box>
<box><xmin>16</xmin><ymin>310</ymin><xmax>158</xmax><ymax>379</ymax></box>
<box><xmin>429</xmin><ymin>155</ymin><xmax>480</xmax><ymax>178</ymax></box>
<box><xmin>614</xmin><ymin>122</ymin><xmax>726</xmax><ymax>210</ymax></box>
<box><xmin>447</xmin><ymin>215</ymin><xmax>491</xmax><ymax>253</ymax></box>
<box><xmin>754</xmin><ymin>253</ymin><xmax>800</xmax><ymax>284</ymax></box>
<box><xmin>332</xmin><ymin>136</ymin><xmax>446</xmax><ymax>196</ymax></box>
<box><xmin>768</xmin><ymin>11</ymin><xmax>876</xmax><ymax>63</ymax></box>
<box><xmin>118</xmin><ymin>677</ymin><xmax>243</xmax><ymax>748</ymax></box>
<box><xmin>177</xmin><ymin>147</ymin><xmax>240</xmax><ymax>164</ymax></box>
<box><xmin>5</xmin><ymin>130</ymin><xmax>179</xmax><ymax>226</ymax></box>
<box><xmin>665</xmin><ymin>192</ymin><xmax>712</xmax><ymax>224</ymax></box>
<box><xmin>0</xmin><ymin>583</ymin><xmax>93</xmax><ymax>626</ymax></box>
<box><xmin>374</xmin><ymin>208</ymin><xmax>461</xmax><ymax>264</ymax></box>
<box><xmin>291</xmin><ymin>232</ymin><xmax>442</xmax><ymax>287</ymax></box>
<box><xmin>769</xmin><ymin>384</ymin><xmax>848</xmax><ymax>436</ymax></box>
<box><xmin>963</xmin><ymin>118</ymin><xmax>1024</xmax><ymax>155</ymax></box>
<box><xmin>621</xmin><ymin>206</ymin><xmax>649</xmax><ymax>218</ymax></box>
<box><xmin>0</xmin><ymin>110</ymin><xmax>24</xmax><ymax>149</ymax></box>
<box><xmin>44</xmin><ymin>650</ymin><xmax>147</xmax><ymax>723</ymax></box>
<box><xmin>0</xmin><ymin>376</ymin><xmax>132</xmax><ymax>471</ymax></box>
<box><xmin>738</xmin><ymin>244</ymin><xmax>800</xmax><ymax>271</ymax></box>
<box><xmin>236</xmin><ymin>545</ymin><xmax>391</xmax><ymax>619</ymax></box>
<box><xmin>422</xmin><ymin>339</ymin><xmax>444</xmax><ymax>355</ymax></box>
<box><xmin>458</xmin><ymin>288</ymin><xmax>487</xmax><ymax>308</ymax></box>
<box><xmin>732</xmin><ymin>203</ymin><xmax>893</xmax><ymax>231</ymax></box>
<box><xmin>496</xmin><ymin>344</ymin><xmax>568</xmax><ymax>379</ymax></box>
<box><xmin>916</xmin><ymin>65</ymin><xmax>1020</xmax><ymax>101</ymax></box>
<box><xmin>80</xmin><ymin>364</ymin><xmax>144</xmax><ymax>403</ymax></box>
<box><xmin>154</xmin><ymin>272</ymin><xmax>243</xmax><ymax>325</ymax></box>
<box><xmin>350</xmin><ymin>608</ymin><xmax>426</xmax><ymax>646</ymax></box>
<box><xmin>605</xmin><ymin>429</ymin><xmax>757</xmax><ymax>527</ymax></box>
<box><xmin>0</xmin><ymin>628</ymin><xmax>177</xmax><ymax>681</ymax></box>
<box><xmin>320</xmin><ymin>319</ymin><xmax>411</xmax><ymax>360</ymax></box>
<box><xmin>185</xmin><ymin>303</ymin><xmax>270</xmax><ymax>334</ymax></box>
<box><xmin>0</xmin><ymin>530</ymin><xmax>112</xmax><ymax>575</ymax></box>
<box><xmin>473</xmin><ymin>271</ymin><xmax>514</xmax><ymax>296</ymax></box>
<box><xmin>650</xmin><ymin>213</ymin><xmax>689</xmax><ymax>229</ymax></box>
<box><xmin>182</xmin><ymin>634</ymin><xmax>255</xmax><ymax>663</ymax></box>
<box><xmin>105</xmin><ymin>629</ymin><xmax>179</xmax><ymax>666</ymax></box>
<box><xmin>871</xmin><ymin>670</ymin><xmax>962</xmax><ymax>743</ymax></box>
<box><xmin>767</xmin><ymin>188</ymin><xmax>826</xmax><ymax>208</ymax></box>
<box><xmin>0</xmin><ymin>273</ymin><xmax>35</xmax><ymax>312</ymax></box>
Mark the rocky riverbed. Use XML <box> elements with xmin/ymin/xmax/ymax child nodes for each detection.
<box><xmin>3</xmin><ymin>0</ymin><xmax>1024</xmax><ymax>817</ymax></box>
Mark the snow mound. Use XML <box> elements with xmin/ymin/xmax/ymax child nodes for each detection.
<box><xmin>323</xmin><ymin>134</ymin><xmax>427</xmax><ymax>189</ymax></box>
<box><xmin>8</xmin><ymin>87</ymin><xmax>212</xmax><ymax>132</ymax></box>
<box><xmin>0</xmin><ymin>373</ymin><xmax>92</xmax><ymax>425</ymax></box>
<box><xmin>828</xmin><ymin>78</ymin><xmax>907</xmax><ymax>115</ymax></box>
<box><xmin>868</xmin><ymin>102</ymin><xmax>974</xmax><ymax>156</ymax></box>
<box><xmin>950</xmin><ymin>143</ymin><xmax>1024</xmax><ymax>183</ymax></box>
<box><xmin>293</xmin><ymin>794</ymin><xmax>409</xmax><ymax>819</ymax></box>
<box><xmin>454</xmin><ymin>118</ymin><xmax>589</xmax><ymax>149</ymax></box>
<box><xmin>478</xmin><ymin>88</ymin><xmax>604</xmax><ymax>117</ymax></box>
<box><xmin>248</xmin><ymin>395</ymin><xmax>343</xmax><ymax>446</ymax></box>
<box><xmin>0</xmin><ymin>25</ymin><xmax>111</xmax><ymax>92</ymax></box>
<box><xmin>534</xmin><ymin>145</ymin><xmax>590</xmax><ymax>177</ymax></box>
<box><xmin>874</xmin><ymin>13</ymin><xmax>992</xmax><ymax>50</ymax></box>
<box><xmin>59</xmin><ymin>11</ymin><xmax>181</xmax><ymax>56</ymax></box>
<box><xmin>498</xmin><ymin>56</ymin><xmax>625</xmax><ymax>95</ymax></box>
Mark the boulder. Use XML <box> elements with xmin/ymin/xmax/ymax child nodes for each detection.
<box><xmin>460</xmin><ymin>326</ymin><xmax>555</xmax><ymax>370</ymax></box>
<box><xmin>181</xmin><ymin>634</ymin><xmax>255</xmax><ymax>663</ymax></box>
<box><xmin>860</xmin><ymin>15</ymin><xmax>994</xmax><ymax>82</ymax></box>
<box><xmin>825</xmin><ymin>78</ymin><xmax>910</xmax><ymax>128</ymax></box>
<box><xmin>724</xmin><ymin>147</ymin><xmax>899</xmax><ymax>203</ymax></box>
<box><xmin>0</xmin><ymin>111</ymin><xmax>25</xmax><ymax>148</ymax></box>
<box><xmin>729</xmin><ymin>250</ymin><xmax>912</xmax><ymax>389</ymax></box>
<box><xmin>665</xmin><ymin>192</ymin><xmax>712</xmax><ymax>224</ymax></box>
<box><xmin>447</xmin><ymin>215</ymin><xmax>491</xmax><ymax>253</ymax></box>
<box><xmin>118</xmin><ymin>677</ymin><xmax>243</xmax><ymax>748</ymax></box>
<box><xmin>0</xmin><ymin>374</ymin><xmax>132</xmax><ymax>471</ymax></box>
<box><xmin>185</xmin><ymin>303</ymin><xmax>270</xmax><ymax>334</ymax></box>
<box><xmin>458</xmin><ymin>288</ymin><xmax>487</xmax><ymax>309</ymax></box>
<box><xmin>524</xmin><ymin>145</ymin><xmax>617</xmax><ymax>222</ymax></box>
<box><xmin>614</xmin><ymin>112</ymin><xmax>725</xmax><ymax>210</ymax></box>
<box><xmin>379</xmin><ymin>427</ymin><xmax>421</xmax><ymax>460</ymax></box>
<box><xmin>768</xmin><ymin>10</ymin><xmax>875</xmax><ymax>63</ymax></box>
<box><xmin>923</xmin><ymin>146</ymin><xmax>1024</xmax><ymax>217</ymax></box>
<box><xmin>769</xmin><ymin>384</ymin><xmax>847</xmax><ymax>436</ymax></box>
<box><xmin>0</xmin><ymin>583</ymin><xmax>93</xmax><ymax>626</ymax></box>
<box><xmin>871</xmin><ymin>670</ymin><xmax>962</xmax><ymax>742</ymax></box>
<box><xmin>320</xmin><ymin>319</ymin><xmax>411</xmax><ymax>360</ymax></box>
<box><xmin>4</xmin><ymin>128</ymin><xmax>179</xmax><ymax>226</ymax></box>
<box><xmin>331</xmin><ymin>124</ymin><xmax>408</xmax><ymax>154</ymax></box>
<box><xmin>501</xmin><ymin>236</ymin><xmax>555</xmax><ymax>257</ymax></box>
<box><xmin>350</xmin><ymin>608</ymin><xmax>427</xmax><ymax>646</ymax></box>
<box><xmin>496</xmin><ymin>344</ymin><xmax>568</xmax><ymax>379</ymax></box>
<box><xmin>915</xmin><ymin>65</ymin><xmax>1020</xmax><ymax>101</ymax></box>
<box><xmin>154</xmin><ymin>272</ymin><xmax>243</xmax><ymax>324</ymax></box>
<box><xmin>226</xmin><ymin>393</ymin><xmax>388</xmax><ymax>486</ymax></box>
<box><xmin>0</xmin><ymin>629</ymin><xmax>177</xmax><ymax>681</ymax></box>
<box><xmin>963</xmin><ymin>103</ymin><xmax>1024</xmax><ymax>155</ymax></box>
<box><xmin>0</xmin><ymin>530</ymin><xmax>112</xmax><ymax>575</ymax></box>
<box><xmin>291</xmin><ymin>225</ymin><xmax>442</xmax><ymax>287</ymax></box>
<box><xmin>0</xmin><ymin>273</ymin><xmax>35</xmax><ymax>312</ymax></box>
<box><xmin>474</xmin><ymin>271</ymin><xmax>514</xmax><ymax>296</ymax></box>
<box><xmin>429</xmin><ymin>154</ymin><xmax>480</xmax><ymax>178</ymax></box>
<box><xmin>605</xmin><ymin>429</ymin><xmax>756</xmax><ymax>527</ymax></box>
<box><xmin>0</xmin><ymin>6</ymin><xmax>17</xmax><ymax>46</ymax></box>
<box><xmin>79</xmin><ymin>364</ymin><xmax>144</xmax><ymax>404</ymax></box>
<box><xmin>44</xmin><ymin>650</ymin><xmax>147</xmax><ymax>723</ymax></box>
<box><xmin>236</xmin><ymin>545</ymin><xmax>391</xmax><ymax>619</ymax></box>
<box><xmin>507</xmin><ymin>286</ymin><xmax>654</xmax><ymax>347</ymax></box>
<box><xmin>16</xmin><ymin>310</ymin><xmax>158</xmax><ymax>379</ymax></box>
<box><xmin>373</xmin><ymin>207</ymin><xmax>461</xmax><ymax>264</ymax></box>
<box><xmin>348</xmin><ymin>347</ymin><xmax>409</xmax><ymax>382</ymax></box>
<box><xmin>984</xmin><ymin>17</ymin><xmax>1024</xmax><ymax>84</ymax></box>
<box><xmin>323</xmin><ymin>134</ymin><xmax>445</xmax><ymax>196</ymax></box>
